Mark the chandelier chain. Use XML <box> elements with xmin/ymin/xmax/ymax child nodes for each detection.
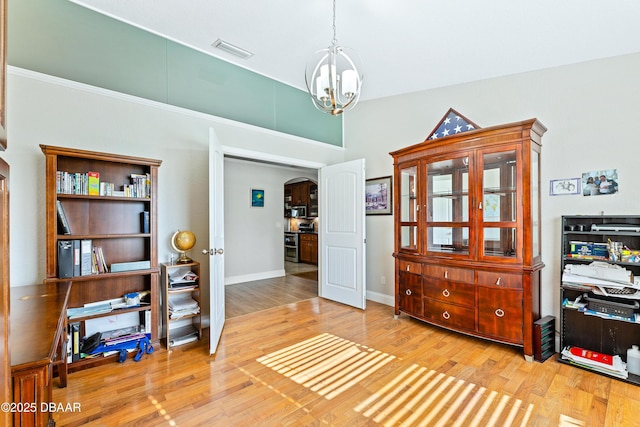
<box><xmin>332</xmin><ymin>0</ymin><xmax>337</xmax><ymax>46</ymax></box>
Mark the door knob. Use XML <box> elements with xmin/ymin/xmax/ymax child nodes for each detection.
<box><xmin>202</xmin><ymin>248</ymin><xmax>224</xmax><ymax>255</ymax></box>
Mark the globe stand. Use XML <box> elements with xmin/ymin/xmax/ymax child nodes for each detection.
<box><xmin>176</xmin><ymin>251</ymin><xmax>193</xmax><ymax>264</ymax></box>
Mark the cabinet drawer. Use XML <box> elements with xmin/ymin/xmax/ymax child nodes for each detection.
<box><xmin>423</xmin><ymin>298</ymin><xmax>476</xmax><ymax>331</ymax></box>
<box><xmin>478</xmin><ymin>287</ymin><xmax>524</xmax><ymax>344</ymax></box>
<box><xmin>477</xmin><ymin>271</ymin><xmax>521</xmax><ymax>289</ymax></box>
<box><xmin>398</xmin><ymin>271</ymin><xmax>422</xmax><ymax>315</ymax></box>
<box><xmin>423</xmin><ymin>278</ymin><xmax>475</xmax><ymax>307</ymax></box>
<box><xmin>299</xmin><ymin>233</ymin><xmax>317</xmax><ymax>242</ymax></box>
<box><xmin>423</xmin><ymin>264</ymin><xmax>474</xmax><ymax>284</ymax></box>
<box><xmin>399</xmin><ymin>260</ymin><xmax>422</xmax><ymax>274</ymax></box>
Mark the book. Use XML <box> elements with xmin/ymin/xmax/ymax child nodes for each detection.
<box><xmin>70</xmin><ymin>322</ymin><xmax>80</xmax><ymax>362</ymax></box>
<box><xmin>88</xmin><ymin>171</ymin><xmax>100</xmax><ymax>196</ymax></box>
<box><xmin>56</xmin><ymin>200</ymin><xmax>72</xmax><ymax>235</ymax></box>
<box><xmin>140</xmin><ymin>211</ymin><xmax>150</xmax><ymax>234</ymax></box>
<box><xmin>92</xmin><ymin>246</ymin><xmax>108</xmax><ymax>273</ymax></box>
<box><xmin>110</xmin><ymin>260</ymin><xmax>150</xmax><ymax>272</ymax></box>
<box><xmin>80</xmin><ymin>239</ymin><xmax>93</xmax><ymax>276</ymax></box>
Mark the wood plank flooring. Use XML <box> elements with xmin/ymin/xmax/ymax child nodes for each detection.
<box><xmin>51</xmin><ymin>296</ymin><xmax>640</xmax><ymax>426</ymax></box>
<box><xmin>225</xmin><ymin>271</ymin><xmax>317</xmax><ymax>318</ymax></box>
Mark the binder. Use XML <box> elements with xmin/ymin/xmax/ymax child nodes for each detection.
<box><xmin>80</xmin><ymin>239</ymin><xmax>93</xmax><ymax>276</ymax></box>
<box><xmin>70</xmin><ymin>322</ymin><xmax>80</xmax><ymax>362</ymax></box>
<box><xmin>58</xmin><ymin>240</ymin><xmax>74</xmax><ymax>278</ymax></box>
<box><xmin>73</xmin><ymin>240</ymin><xmax>81</xmax><ymax>277</ymax></box>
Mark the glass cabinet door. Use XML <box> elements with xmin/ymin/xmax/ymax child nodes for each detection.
<box><xmin>426</xmin><ymin>156</ymin><xmax>470</xmax><ymax>255</ymax></box>
<box><xmin>481</xmin><ymin>149</ymin><xmax>519</xmax><ymax>258</ymax></box>
<box><xmin>399</xmin><ymin>164</ymin><xmax>418</xmax><ymax>251</ymax></box>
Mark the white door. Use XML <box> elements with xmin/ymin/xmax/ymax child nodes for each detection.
<box><xmin>319</xmin><ymin>159</ymin><xmax>366</xmax><ymax>309</ymax></box>
<box><xmin>206</xmin><ymin>128</ymin><xmax>226</xmax><ymax>354</ymax></box>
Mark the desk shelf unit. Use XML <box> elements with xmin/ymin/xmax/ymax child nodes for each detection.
<box><xmin>41</xmin><ymin>145</ymin><xmax>161</xmax><ymax>371</ymax></box>
<box><xmin>560</xmin><ymin>215</ymin><xmax>640</xmax><ymax>384</ymax></box>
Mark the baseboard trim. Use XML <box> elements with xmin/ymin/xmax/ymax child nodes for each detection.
<box><xmin>366</xmin><ymin>290</ymin><xmax>394</xmax><ymax>307</ymax></box>
<box><xmin>225</xmin><ymin>269</ymin><xmax>285</xmax><ymax>286</ymax></box>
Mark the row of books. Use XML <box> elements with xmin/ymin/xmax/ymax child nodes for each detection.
<box><xmin>58</xmin><ymin>239</ymin><xmax>109</xmax><ymax>278</ymax></box>
<box><xmin>56</xmin><ymin>170</ymin><xmax>151</xmax><ymax>198</ymax></box>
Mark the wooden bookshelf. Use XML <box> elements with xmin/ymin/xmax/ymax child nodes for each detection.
<box><xmin>41</xmin><ymin>145</ymin><xmax>161</xmax><ymax>372</ymax></box>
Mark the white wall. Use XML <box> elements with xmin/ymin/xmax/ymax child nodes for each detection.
<box><xmin>7</xmin><ymin>51</ymin><xmax>640</xmax><ymax>327</ymax></box>
<box><xmin>224</xmin><ymin>158</ymin><xmax>317</xmax><ymax>284</ymax></box>
<box><xmin>3</xmin><ymin>67</ymin><xmax>345</xmax><ymax>310</ymax></box>
<box><xmin>345</xmin><ymin>52</ymin><xmax>640</xmax><ymax>322</ymax></box>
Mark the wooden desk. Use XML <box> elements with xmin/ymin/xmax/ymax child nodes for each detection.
<box><xmin>11</xmin><ymin>282</ymin><xmax>70</xmax><ymax>427</ymax></box>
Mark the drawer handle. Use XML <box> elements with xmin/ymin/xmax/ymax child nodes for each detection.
<box><xmin>406</xmin><ymin>265</ymin><xmax>410</xmax><ymax>271</ymax></box>
<box><xmin>495</xmin><ymin>308</ymin><xmax>505</xmax><ymax>318</ymax></box>
<box><xmin>444</xmin><ymin>270</ymin><xmax>448</xmax><ymax>279</ymax></box>
<box><xmin>442</xmin><ymin>311</ymin><xmax>450</xmax><ymax>320</ymax></box>
<box><xmin>495</xmin><ymin>277</ymin><xmax>501</xmax><ymax>285</ymax></box>
<box><xmin>405</xmin><ymin>289</ymin><xmax>412</xmax><ymax>296</ymax></box>
<box><xmin>442</xmin><ymin>289</ymin><xmax>450</xmax><ymax>297</ymax></box>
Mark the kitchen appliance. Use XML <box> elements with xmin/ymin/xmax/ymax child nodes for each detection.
<box><xmin>291</xmin><ymin>205</ymin><xmax>306</xmax><ymax>218</ymax></box>
<box><xmin>298</xmin><ymin>222</ymin><xmax>314</xmax><ymax>233</ymax></box>
<box><xmin>284</xmin><ymin>232</ymin><xmax>299</xmax><ymax>262</ymax></box>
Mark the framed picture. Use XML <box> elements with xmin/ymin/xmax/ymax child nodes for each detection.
<box><xmin>581</xmin><ymin>169</ymin><xmax>619</xmax><ymax>196</ymax></box>
<box><xmin>365</xmin><ymin>176</ymin><xmax>392</xmax><ymax>215</ymax></box>
<box><xmin>550</xmin><ymin>178</ymin><xmax>581</xmax><ymax>196</ymax></box>
<box><xmin>251</xmin><ymin>188</ymin><xmax>264</xmax><ymax>207</ymax></box>
<box><xmin>0</xmin><ymin>0</ymin><xmax>6</xmax><ymax>150</ymax></box>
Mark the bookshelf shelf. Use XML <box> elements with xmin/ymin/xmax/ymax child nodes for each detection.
<box><xmin>41</xmin><ymin>144</ymin><xmax>162</xmax><ymax>373</ymax></box>
<box><xmin>68</xmin><ymin>306</ymin><xmax>151</xmax><ymax>323</ymax></box>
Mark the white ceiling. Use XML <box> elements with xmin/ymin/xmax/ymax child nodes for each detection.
<box><xmin>72</xmin><ymin>0</ymin><xmax>640</xmax><ymax>101</ymax></box>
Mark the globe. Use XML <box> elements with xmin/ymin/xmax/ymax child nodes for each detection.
<box><xmin>171</xmin><ymin>230</ymin><xmax>196</xmax><ymax>264</ymax></box>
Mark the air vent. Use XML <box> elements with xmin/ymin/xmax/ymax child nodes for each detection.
<box><xmin>212</xmin><ymin>38</ymin><xmax>254</xmax><ymax>59</ymax></box>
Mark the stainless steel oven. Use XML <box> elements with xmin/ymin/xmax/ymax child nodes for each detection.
<box><xmin>284</xmin><ymin>232</ymin><xmax>298</xmax><ymax>262</ymax></box>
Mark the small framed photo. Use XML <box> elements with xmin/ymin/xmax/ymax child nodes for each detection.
<box><xmin>581</xmin><ymin>169</ymin><xmax>619</xmax><ymax>196</ymax></box>
<box><xmin>251</xmin><ymin>188</ymin><xmax>264</xmax><ymax>207</ymax></box>
<box><xmin>366</xmin><ymin>176</ymin><xmax>392</xmax><ymax>215</ymax></box>
<box><xmin>550</xmin><ymin>178</ymin><xmax>581</xmax><ymax>196</ymax></box>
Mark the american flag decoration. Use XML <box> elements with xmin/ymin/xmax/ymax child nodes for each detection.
<box><xmin>425</xmin><ymin>108</ymin><xmax>480</xmax><ymax>141</ymax></box>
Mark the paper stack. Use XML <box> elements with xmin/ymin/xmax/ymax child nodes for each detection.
<box><xmin>168</xmin><ymin>294</ymin><xmax>200</xmax><ymax>319</ymax></box>
<box><xmin>561</xmin><ymin>346</ymin><xmax>628</xmax><ymax>379</ymax></box>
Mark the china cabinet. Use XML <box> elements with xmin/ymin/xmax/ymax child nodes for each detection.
<box><xmin>391</xmin><ymin>118</ymin><xmax>546</xmax><ymax>360</ymax></box>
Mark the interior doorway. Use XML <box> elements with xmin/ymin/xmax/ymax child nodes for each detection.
<box><xmin>224</xmin><ymin>159</ymin><xmax>319</xmax><ymax>318</ymax></box>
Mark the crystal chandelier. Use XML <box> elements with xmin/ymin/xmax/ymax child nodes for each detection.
<box><xmin>305</xmin><ymin>0</ymin><xmax>363</xmax><ymax>116</ymax></box>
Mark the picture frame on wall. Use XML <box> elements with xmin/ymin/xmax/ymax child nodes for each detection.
<box><xmin>365</xmin><ymin>176</ymin><xmax>392</xmax><ymax>215</ymax></box>
<box><xmin>549</xmin><ymin>178</ymin><xmax>581</xmax><ymax>196</ymax></box>
<box><xmin>251</xmin><ymin>188</ymin><xmax>265</xmax><ymax>207</ymax></box>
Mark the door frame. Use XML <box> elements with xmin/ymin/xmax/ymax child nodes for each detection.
<box><xmin>220</xmin><ymin>144</ymin><xmax>327</xmax><ymax>280</ymax></box>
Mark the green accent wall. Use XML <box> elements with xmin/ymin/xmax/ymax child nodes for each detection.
<box><xmin>7</xmin><ymin>0</ymin><xmax>342</xmax><ymax>146</ymax></box>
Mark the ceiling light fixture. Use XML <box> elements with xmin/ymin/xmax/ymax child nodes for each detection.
<box><xmin>212</xmin><ymin>38</ymin><xmax>254</xmax><ymax>60</ymax></box>
<box><xmin>305</xmin><ymin>0</ymin><xmax>363</xmax><ymax>116</ymax></box>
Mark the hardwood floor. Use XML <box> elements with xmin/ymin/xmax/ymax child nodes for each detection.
<box><xmin>226</xmin><ymin>264</ymin><xmax>318</xmax><ymax>318</ymax></box>
<box><xmin>52</xmin><ymin>297</ymin><xmax>640</xmax><ymax>426</ymax></box>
